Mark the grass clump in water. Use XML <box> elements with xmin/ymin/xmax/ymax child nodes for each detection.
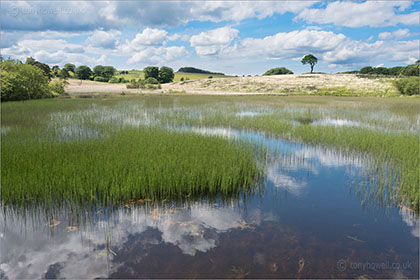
<box><xmin>1</xmin><ymin>127</ymin><xmax>262</xmax><ymax>208</ymax></box>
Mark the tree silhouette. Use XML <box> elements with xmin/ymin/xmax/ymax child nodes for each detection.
<box><xmin>301</xmin><ymin>54</ymin><xmax>318</xmax><ymax>73</ymax></box>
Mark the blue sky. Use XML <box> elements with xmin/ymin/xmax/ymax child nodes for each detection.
<box><xmin>1</xmin><ymin>1</ymin><xmax>419</xmax><ymax>75</ymax></box>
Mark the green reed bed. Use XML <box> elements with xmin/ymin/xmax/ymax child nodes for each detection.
<box><xmin>2</xmin><ymin>96</ymin><xmax>418</xmax><ymax>211</ymax></box>
<box><xmin>1</xmin><ymin>126</ymin><xmax>262</xmax><ymax>208</ymax></box>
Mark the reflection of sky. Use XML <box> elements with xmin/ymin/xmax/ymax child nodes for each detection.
<box><xmin>265</xmin><ymin>161</ymin><xmax>307</xmax><ymax>196</ymax></box>
<box><xmin>0</xmin><ymin>203</ymin><xmax>261</xmax><ymax>279</ymax></box>
<box><xmin>400</xmin><ymin>207</ymin><xmax>420</xmax><ymax>239</ymax></box>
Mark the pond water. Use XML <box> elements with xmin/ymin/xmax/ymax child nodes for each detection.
<box><xmin>1</xmin><ymin>105</ymin><xmax>419</xmax><ymax>279</ymax></box>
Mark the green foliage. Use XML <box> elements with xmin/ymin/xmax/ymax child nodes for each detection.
<box><xmin>25</xmin><ymin>57</ymin><xmax>52</xmax><ymax>80</ymax></box>
<box><xmin>93</xmin><ymin>65</ymin><xmax>105</xmax><ymax>77</ymax></box>
<box><xmin>178</xmin><ymin>67</ymin><xmax>225</xmax><ymax>75</ymax></box>
<box><xmin>49</xmin><ymin>79</ymin><xmax>69</xmax><ymax>96</ymax></box>
<box><xmin>263</xmin><ymin>67</ymin><xmax>294</xmax><ymax>76</ymax></box>
<box><xmin>25</xmin><ymin>57</ymin><xmax>36</xmax><ymax>65</ymax></box>
<box><xmin>75</xmin><ymin>65</ymin><xmax>92</xmax><ymax>80</ymax></box>
<box><xmin>144</xmin><ymin>66</ymin><xmax>159</xmax><ymax>80</ymax></box>
<box><xmin>109</xmin><ymin>77</ymin><xmax>129</xmax><ymax>83</ymax></box>
<box><xmin>393</xmin><ymin>77</ymin><xmax>419</xmax><ymax>95</ymax></box>
<box><xmin>109</xmin><ymin>77</ymin><xmax>119</xmax><ymax>83</ymax></box>
<box><xmin>94</xmin><ymin>76</ymin><xmax>109</xmax><ymax>82</ymax></box>
<box><xmin>158</xmin><ymin>66</ymin><xmax>175</xmax><ymax>83</ymax></box>
<box><xmin>1</xmin><ymin>60</ymin><xmax>52</xmax><ymax>101</ymax></box>
<box><xmin>93</xmin><ymin>65</ymin><xmax>117</xmax><ymax>81</ymax></box>
<box><xmin>58</xmin><ymin>69</ymin><xmax>70</xmax><ymax>79</ymax></box>
<box><xmin>102</xmin><ymin>66</ymin><xmax>117</xmax><ymax>80</ymax></box>
<box><xmin>180</xmin><ymin>77</ymin><xmax>184</xmax><ymax>81</ymax></box>
<box><xmin>388</xmin><ymin>66</ymin><xmax>404</xmax><ymax>76</ymax></box>
<box><xmin>145</xmin><ymin>77</ymin><xmax>159</xmax><ymax>84</ymax></box>
<box><xmin>126</xmin><ymin>79</ymin><xmax>146</xmax><ymax>89</ymax></box>
<box><xmin>64</xmin><ymin>63</ymin><xmax>76</xmax><ymax>73</ymax></box>
<box><xmin>401</xmin><ymin>64</ymin><xmax>419</xmax><ymax>76</ymax></box>
<box><xmin>348</xmin><ymin>64</ymin><xmax>419</xmax><ymax>76</ymax></box>
<box><xmin>51</xmin><ymin>65</ymin><xmax>60</xmax><ymax>77</ymax></box>
<box><xmin>301</xmin><ymin>54</ymin><xmax>318</xmax><ymax>73</ymax></box>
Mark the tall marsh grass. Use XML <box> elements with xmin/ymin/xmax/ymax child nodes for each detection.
<box><xmin>2</xmin><ymin>127</ymin><xmax>262</xmax><ymax>208</ymax></box>
<box><xmin>1</xmin><ymin>96</ymin><xmax>418</xmax><ymax>211</ymax></box>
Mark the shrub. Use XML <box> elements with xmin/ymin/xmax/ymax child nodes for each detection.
<box><xmin>1</xmin><ymin>60</ymin><xmax>52</xmax><ymax>101</ymax></box>
<box><xmin>208</xmin><ymin>76</ymin><xmax>213</xmax><ymax>79</ymax></box>
<box><xmin>126</xmin><ymin>79</ymin><xmax>146</xmax><ymax>89</ymax></box>
<box><xmin>180</xmin><ymin>77</ymin><xmax>184</xmax><ymax>81</ymax></box>
<box><xmin>145</xmin><ymin>77</ymin><xmax>159</xmax><ymax>84</ymax></box>
<box><xmin>49</xmin><ymin>79</ymin><xmax>69</xmax><ymax>96</ymax></box>
<box><xmin>94</xmin><ymin>76</ymin><xmax>108</xmax><ymax>82</ymax></box>
<box><xmin>393</xmin><ymin>77</ymin><xmax>419</xmax><ymax>95</ymax></box>
<box><xmin>108</xmin><ymin>77</ymin><xmax>119</xmax><ymax>83</ymax></box>
<box><xmin>263</xmin><ymin>67</ymin><xmax>293</xmax><ymax>76</ymax></box>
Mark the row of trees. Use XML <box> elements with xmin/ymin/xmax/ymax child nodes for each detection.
<box><xmin>72</xmin><ymin>65</ymin><xmax>117</xmax><ymax>81</ymax></box>
<box><xmin>25</xmin><ymin>58</ymin><xmax>79</xmax><ymax>80</ymax></box>
<box><xmin>343</xmin><ymin>64</ymin><xmax>419</xmax><ymax>76</ymax></box>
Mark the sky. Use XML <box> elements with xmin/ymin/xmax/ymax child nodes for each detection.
<box><xmin>1</xmin><ymin>1</ymin><xmax>419</xmax><ymax>75</ymax></box>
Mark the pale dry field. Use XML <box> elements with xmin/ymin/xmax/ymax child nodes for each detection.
<box><xmin>65</xmin><ymin>74</ymin><xmax>398</xmax><ymax>96</ymax></box>
<box><xmin>162</xmin><ymin>74</ymin><xmax>398</xmax><ymax>96</ymax></box>
<box><xmin>66</xmin><ymin>79</ymin><xmax>141</xmax><ymax>94</ymax></box>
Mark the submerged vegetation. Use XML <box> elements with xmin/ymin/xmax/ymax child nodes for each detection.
<box><xmin>1</xmin><ymin>95</ymin><xmax>419</xmax><ymax>213</ymax></box>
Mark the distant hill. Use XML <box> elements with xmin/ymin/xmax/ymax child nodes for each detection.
<box><xmin>178</xmin><ymin>67</ymin><xmax>225</xmax><ymax>75</ymax></box>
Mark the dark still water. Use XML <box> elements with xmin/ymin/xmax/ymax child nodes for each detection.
<box><xmin>1</xmin><ymin>131</ymin><xmax>418</xmax><ymax>279</ymax></box>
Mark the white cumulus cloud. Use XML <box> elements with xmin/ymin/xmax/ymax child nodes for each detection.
<box><xmin>190</xmin><ymin>26</ymin><xmax>239</xmax><ymax>56</ymax></box>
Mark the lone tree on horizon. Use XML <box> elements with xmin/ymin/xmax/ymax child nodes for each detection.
<box><xmin>301</xmin><ymin>54</ymin><xmax>318</xmax><ymax>73</ymax></box>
